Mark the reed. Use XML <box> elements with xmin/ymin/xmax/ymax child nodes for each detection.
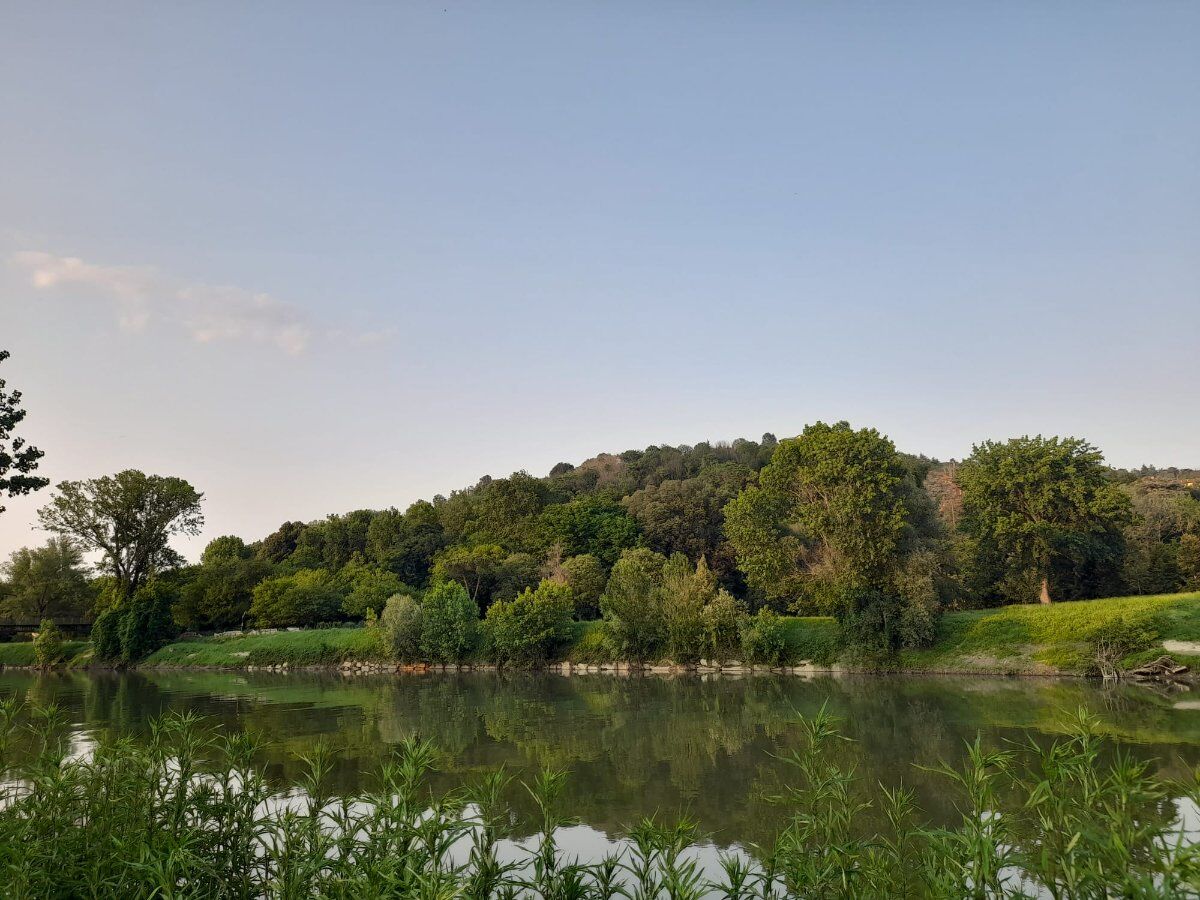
<box><xmin>1</xmin><ymin>698</ymin><xmax>1197</xmax><ymax>898</ymax></box>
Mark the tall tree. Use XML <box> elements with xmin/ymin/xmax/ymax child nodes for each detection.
<box><xmin>0</xmin><ymin>537</ymin><xmax>92</xmax><ymax>622</ymax></box>
<box><xmin>957</xmin><ymin>436</ymin><xmax>1133</xmax><ymax>604</ymax></box>
<box><xmin>37</xmin><ymin>470</ymin><xmax>204</xmax><ymax>599</ymax></box>
<box><xmin>0</xmin><ymin>350</ymin><xmax>48</xmax><ymax>514</ymax></box>
<box><xmin>724</xmin><ymin>422</ymin><xmax>911</xmax><ymax>608</ymax></box>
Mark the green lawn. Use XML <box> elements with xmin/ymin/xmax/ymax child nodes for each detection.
<box><xmin>0</xmin><ymin>641</ymin><xmax>91</xmax><ymax>668</ymax></box>
<box><xmin>143</xmin><ymin>627</ymin><xmax>381</xmax><ymax>668</ymax></box>
<box><xmin>16</xmin><ymin>590</ymin><xmax>1200</xmax><ymax>676</ymax></box>
<box><xmin>900</xmin><ymin>592</ymin><xmax>1200</xmax><ymax>674</ymax></box>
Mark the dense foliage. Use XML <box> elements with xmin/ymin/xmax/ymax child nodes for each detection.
<box><xmin>2</xmin><ymin>703</ymin><xmax>1197</xmax><ymax>898</ymax></box>
<box><xmin>0</xmin><ymin>349</ymin><xmax>48</xmax><ymax>515</ymax></box>
<box><xmin>8</xmin><ymin>423</ymin><xmax>1199</xmax><ymax>667</ymax></box>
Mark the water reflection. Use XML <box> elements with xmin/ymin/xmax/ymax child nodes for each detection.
<box><xmin>3</xmin><ymin>669</ymin><xmax>1199</xmax><ymax>848</ymax></box>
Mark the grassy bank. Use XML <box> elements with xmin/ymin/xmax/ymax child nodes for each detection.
<box><xmin>11</xmin><ymin>591</ymin><xmax>1200</xmax><ymax>675</ymax></box>
<box><xmin>0</xmin><ymin>640</ymin><xmax>91</xmax><ymax>668</ymax></box>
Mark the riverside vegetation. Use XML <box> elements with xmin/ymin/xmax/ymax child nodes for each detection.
<box><xmin>1</xmin><ymin>698</ymin><xmax>1199</xmax><ymax>898</ymax></box>
<box><xmin>2</xmin><ymin>415</ymin><xmax>1199</xmax><ymax>676</ymax></box>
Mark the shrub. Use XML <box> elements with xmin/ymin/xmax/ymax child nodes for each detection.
<box><xmin>420</xmin><ymin>581</ymin><xmax>479</xmax><ymax>663</ymax></box>
<box><xmin>702</xmin><ymin>589</ymin><xmax>744</xmax><ymax>663</ymax></box>
<box><xmin>249</xmin><ymin>569</ymin><xmax>344</xmax><ymax>628</ymax></box>
<box><xmin>33</xmin><ymin>620</ymin><xmax>64</xmax><ymax>667</ymax></box>
<box><xmin>118</xmin><ymin>581</ymin><xmax>181</xmax><ymax>662</ymax></box>
<box><xmin>740</xmin><ymin>608</ymin><xmax>789</xmax><ymax>665</ymax></box>
<box><xmin>561</xmin><ymin>554</ymin><xmax>606</xmax><ymax>619</ymax></box>
<box><xmin>1089</xmin><ymin>616</ymin><xmax>1159</xmax><ymax>678</ymax></box>
<box><xmin>380</xmin><ymin>594</ymin><xmax>423</xmax><ymax>661</ymax></box>
<box><xmin>569</xmin><ymin>621</ymin><xmax>618</xmax><ymax>663</ymax></box>
<box><xmin>661</xmin><ymin>554</ymin><xmax>712</xmax><ymax>664</ymax></box>
<box><xmin>89</xmin><ymin>605</ymin><xmax>123</xmax><ymax>661</ymax></box>
<box><xmin>339</xmin><ymin>562</ymin><xmax>407</xmax><ymax>619</ymax></box>
<box><xmin>600</xmin><ymin>548</ymin><xmax>667</xmax><ymax>662</ymax></box>
<box><xmin>484</xmin><ymin>580</ymin><xmax>574</xmax><ymax>667</ymax></box>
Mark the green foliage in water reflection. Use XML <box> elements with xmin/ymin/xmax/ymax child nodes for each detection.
<box><xmin>2</xmin><ymin>700</ymin><xmax>1199</xmax><ymax>898</ymax></box>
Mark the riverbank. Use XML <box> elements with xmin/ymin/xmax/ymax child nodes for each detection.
<box><xmin>4</xmin><ymin>591</ymin><xmax>1198</xmax><ymax>677</ymax></box>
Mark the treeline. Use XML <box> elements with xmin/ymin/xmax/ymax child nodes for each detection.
<box><xmin>3</xmin><ymin>423</ymin><xmax>1199</xmax><ymax>665</ymax></box>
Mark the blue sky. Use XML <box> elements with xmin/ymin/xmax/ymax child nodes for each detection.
<box><xmin>2</xmin><ymin>2</ymin><xmax>1198</xmax><ymax>560</ymax></box>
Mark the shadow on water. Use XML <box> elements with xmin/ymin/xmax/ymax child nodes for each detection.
<box><xmin>3</xmin><ymin>668</ymin><xmax>1200</xmax><ymax>848</ymax></box>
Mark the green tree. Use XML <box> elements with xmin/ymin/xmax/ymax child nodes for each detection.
<box><xmin>724</xmin><ymin>422</ymin><xmax>911</xmax><ymax>608</ymax></box>
<box><xmin>600</xmin><ymin>547</ymin><xmax>668</xmax><ymax>662</ymax></box>
<box><xmin>117</xmin><ymin>579</ymin><xmax>181</xmax><ymax>662</ymax></box>
<box><xmin>37</xmin><ymin>470</ymin><xmax>203</xmax><ymax>599</ymax></box>
<box><xmin>33</xmin><ymin>619</ymin><xmax>64</xmax><ymax>667</ymax></box>
<box><xmin>380</xmin><ymin>594</ymin><xmax>423</xmax><ymax>661</ymax></box>
<box><xmin>338</xmin><ymin>558</ymin><xmax>407</xmax><ymax>619</ymax></box>
<box><xmin>538</xmin><ymin>494</ymin><xmax>640</xmax><ymax>567</ymax></box>
<box><xmin>248</xmin><ymin>569</ymin><xmax>344</xmax><ymax>627</ymax></box>
<box><xmin>484</xmin><ymin>579</ymin><xmax>574</xmax><ymax>666</ymax></box>
<box><xmin>256</xmin><ymin>521</ymin><xmax>307</xmax><ymax>564</ymax></box>
<box><xmin>661</xmin><ymin>554</ymin><xmax>717</xmax><ymax>664</ymax></box>
<box><xmin>201</xmin><ymin>535</ymin><xmax>251</xmax><ymax>565</ymax></box>
<box><xmin>560</xmin><ymin>554</ymin><xmax>606</xmax><ymax>619</ymax></box>
<box><xmin>957</xmin><ymin>436</ymin><xmax>1134</xmax><ymax>604</ymax></box>
<box><xmin>0</xmin><ymin>537</ymin><xmax>92</xmax><ymax>623</ymax></box>
<box><xmin>420</xmin><ymin>581</ymin><xmax>478</xmax><ymax>663</ymax></box>
<box><xmin>431</xmin><ymin>544</ymin><xmax>507</xmax><ymax>609</ymax></box>
<box><xmin>174</xmin><ymin>556</ymin><xmax>273</xmax><ymax>631</ymax></box>
<box><xmin>0</xmin><ymin>350</ymin><xmax>48</xmax><ymax>514</ymax></box>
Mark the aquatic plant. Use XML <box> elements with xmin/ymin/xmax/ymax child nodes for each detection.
<box><xmin>1</xmin><ymin>699</ymin><xmax>1197</xmax><ymax>898</ymax></box>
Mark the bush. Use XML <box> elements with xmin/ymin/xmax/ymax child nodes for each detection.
<box><xmin>702</xmin><ymin>589</ymin><xmax>744</xmax><ymax>663</ymax></box>
<box><xmin>118</xmin><ymin>581</ymin><xmax>181</xmax><ymax>663</ymax></box>
<box><xmin>33</xmin><ymin>620</ymin><xmax>64</xmax><ymax>667</ymax></box>
<box><xmin>420</xmin><ymin>581</ymin><xmax>479</xmax><ymax>663</ymax></box>
<box><xmin>380</xmin><ymin>594</ymin><xmax>423</xmax><ymax>661</ymax></box>
<box><xmin>249</xmin><ymin>569</ymin><xmax>344</xmax><ymax>628</ymax></box>
<box><xmin>569</xmin><ymin>621</ymin><xmax>618</xmax><ymax>663</ymax></box>
<box><xmin>484</xmin><ymin>580</ymin><xmax>574</xmax><ymax>667</ymax></box>
<box><xmin>561</xmin><ymin>554</ymin><xmax>606</xmax><ymax>619</ymax></box>
<box><xmin>600</xmin><ymin>548</ymin><xmax>667</xmax><ymax>662</ymax></box>
<box><xmin>662</xmin><ymin>554</ymin><xmax>712</xmax><ymax>664</ymax></box>
<box><xmin>339</xmin><ymin>562</ymin><xmax>407</xmax><ymax>619</ymax></box>
<box><xmin>1089</xmin><ymin>616</ymin><xmax>1159</xmax><ymax>678</ymax></box>
<box><xmin>90</xmin><ymin>605</ymin><xmax>123</xmax><ymax>661</ymax></box>
<box><xmin>740</xmin><ymin>608</ymin><xmax>789</xmax><ymax>665</ymax></box>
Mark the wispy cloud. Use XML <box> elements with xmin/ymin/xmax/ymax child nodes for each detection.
<box><xmin>12</xmin><ymin>250</ymin><xmax>329</xmax><ymax>354</ymax></box>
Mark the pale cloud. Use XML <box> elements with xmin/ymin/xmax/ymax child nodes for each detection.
<box><xmin>12</xmin><ymin>250</ymin><xmax>317</xmax><ymax>354</ymax></box>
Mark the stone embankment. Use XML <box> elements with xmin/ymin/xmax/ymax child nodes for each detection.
<box><xmin>274</xmin><ymin>658</ymin><xmax>841</xmax><ymax>677</ymax></box>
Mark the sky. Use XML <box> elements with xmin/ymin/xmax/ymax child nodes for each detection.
<box><xmin>1</xmin><ymin>2</ymin><xmax>1198</xmax><ymax>561</ymax></box>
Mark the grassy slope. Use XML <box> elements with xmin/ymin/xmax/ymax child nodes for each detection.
<box><xmin>143</xmin><ymin>628</ymin><xmax>381</xmax><ymax>668</ymax></box>
<box><xmin>900</xmin><ymin>592</ymin><xmax>1200</xmax><ymax>675</ymax></box>
<box><xmin>16</xmin><ymin>591</ymin><xmax>1200</xmax><ymax>676</ymax></box>
<box><xmin>0</xmin><ymin>641</ymin><xmax>90</xmax><ymax>668</ymax></box>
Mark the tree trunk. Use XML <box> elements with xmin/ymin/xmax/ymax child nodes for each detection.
<box><xmin>1039</xmin><ymin>576</ymin><xmax>1052</xmax><ymax>605</ymax></box>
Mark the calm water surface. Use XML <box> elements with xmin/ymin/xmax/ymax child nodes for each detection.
<box><xmin>3</xmin><ymin>669</ymin><xmax>1200</xmax><ymax>850</ymax></box>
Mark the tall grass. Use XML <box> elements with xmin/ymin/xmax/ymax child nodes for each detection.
<box><xmin>1</xmin><ymin>699</ymin><xmax>1198</xmax><ymax>897</ymax></box>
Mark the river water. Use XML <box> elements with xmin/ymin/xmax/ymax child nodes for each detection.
<box><xmin>3</xmin><ymin>669</ymin><xmax>1200</xmax><ymax>852</ymax></box>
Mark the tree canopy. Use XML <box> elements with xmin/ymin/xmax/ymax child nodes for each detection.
<box><xmin>37</xmin><ymin>470</ymin><xmax>204</xmax><ymax>599</ymax></box>
<box><xmin>0</xmin><ymin>350</ymin><xmax>48</xmax><ymax>514</ymax></box>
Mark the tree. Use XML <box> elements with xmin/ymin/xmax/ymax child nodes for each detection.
<box><xmin>201</xmin><ymin>535</ymin><xmax>251</xmax><ymax>565</ymax></box>
<box><xmin>724</xmin><ymin>422</ymin><xmax>911</xmax><ymax>608</ymax></box>
<box><xmin>380</xmin><ymin>594</ymin><xmax>423</xmax><ymax>661</ymax></box>
<box><xmin>37</xmin><ymin>470</ymin><xmax>203</xmax><ymax>599</ymax></box>
<box><xmin>538</xmin><ymin>494</ymin><xmax>640</xmax><ymax>567</ymax></box>
<box><xmin>338</xmin><ymin>558</ymin><xmax>407</xmax><ymax>619</ymax></box>
<box><xmin>431</xmin><ymin>544</ymin><xmax>507</xmax><ymax>609</ymax></box>
<box><xmin>0</xmin><ymin>350</ymin><xmax>48</xmax><ymax>514</ymax></box>
<box><xmin>661</xmin><ymin>554</ymin><xmax>717</xmax><ymax>664</ymax></box>
<box><xmin>249</xmin><ymin>569</ymin><xmax>345</xmax><ymax>628</ymax></box>
<box><xmin>0</xmin><ymin>538</ymin><xmax>92</xmax><ymax>623</ymax></box>
<box><xmin>560</xmin><ymin>554</ymin><xmax>606</xmax><ymax>619</ymax></box>
<box><xmin>175</xmin><ymin>556</ymin><xmax>273</xmax><ymax>631</ymax></box>
<box><xmin>419</xmin><ymin>581</ymin><xmax>479</xmax><ymax>663</ymax></box>
<box><xmin>957</xmin><ymin>436</ymin><xmax>1134</xmax><ymax>604</ymax></box>
<box><xmin>484</xmin><ymin>579</ymin><xmax>575</xmax><ymax>666</ymax></box>
<box><xmin>256</xmin><ymin>521</ymin><xmax>307</xmax><ymax>564</ymax></box>
<box><xmin>600</xmin><ymin>547</ymin><xmax>668</xmax><ymax>662</ymax></box>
